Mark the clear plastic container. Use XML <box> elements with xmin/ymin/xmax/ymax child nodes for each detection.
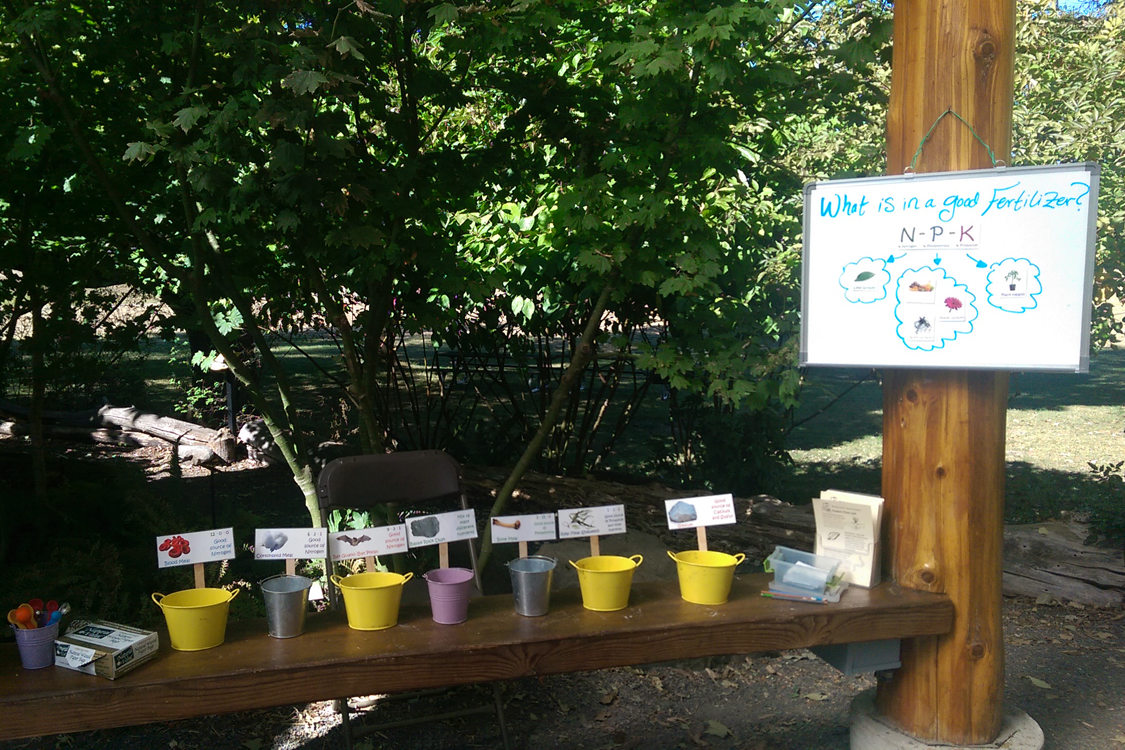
<box><xmin>764</xmin><ymin>546</ymin><xmax>842</xmax><ymax>596</ymax></box>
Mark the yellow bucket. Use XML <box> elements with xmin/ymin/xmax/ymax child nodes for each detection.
<box><xmin>152</xmin><ymin>587</ymin><xmax>240</xmax><ymax>651</ymax></box>
<box><xmin>569</xmin><ymin>555</ymin><xmax>643</xmax><ymax>612</ymax></box>
<box><xmin>668</xmin><ymin>550</ymin><xmax>746</xmax><ymax>605</ymax></box>
<box><xmin>331</xmin><ymin>571</ymin><xmax>413</xmax><ymax>631</ymax></box>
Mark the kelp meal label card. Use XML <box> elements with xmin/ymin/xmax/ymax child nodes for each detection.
<box><xmin>155</xmin><ymin>527</ymin><xmax>235</xmax><ymax>568</ymax></box>
<box><xmin>664</xmin><ymin>494</ymin><xmax>737</xmax><ymax>530</ymax></box>
<box><xmin>405</xmin><ymin>509</ymin><xmax>478</xmax><ymax>548</ymax></box>
<box><xmin>802</xmin><ymin>163</ymin><xmax>1098</xmax><ymax>372</ymax></box>
<box><xmin>328</xmin><ymin>524</ymin><xmax>408</xmax><ymax>561</ymax></box>
<box><xmin>254</xmin><ymin>528</ymin><xmax>328</xmax><ymax>560</ymax></box>
<box><xmin>490</xmin><ymin>513</ymin><xmax>558</xmax><ymax>544</ymax></box>
<box><xmin>557</xmin><ymin>504</ymin><xmax>626</xmax><ymax>539</ymax></box>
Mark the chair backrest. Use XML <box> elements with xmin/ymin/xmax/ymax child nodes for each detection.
<box><xmin>317</xmin><ymin>450</ymin><xmax>467</xmax><ymax>512</ymax></box>
<box><xmin>317</xmin><ymin>450</ymin><xmax>482</xmax><ymax>593</ymax></box>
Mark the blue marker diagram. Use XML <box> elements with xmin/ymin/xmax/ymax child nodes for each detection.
<box><xmin>986</xmin><ymin>258</ymin><xmax>1042</xmax><ymax>313</ymax></box>
<box><xmin>892</xmin><ymin>267</ymin><xmax>978</xmax><ymax>351</ymax></box>
<box><xmin>839</xmin><ymin>257</ymin><xmax>891</xmax><ymax>303</ymax></box>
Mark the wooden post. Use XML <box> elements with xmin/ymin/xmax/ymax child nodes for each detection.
<box><xmin>877</xmin><ymin>2</ymin><xmax>1015</xmax><ymax>745</ymax></box>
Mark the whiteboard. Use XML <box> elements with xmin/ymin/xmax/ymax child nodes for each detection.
<box><xmin>801</xmin><ymin>163</ymin><xmax>1099</xmax><ymax>372</ymax></box>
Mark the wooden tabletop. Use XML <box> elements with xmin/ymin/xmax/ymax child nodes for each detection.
<box><xmin>0</xmin><ymin>573</ymin><xmax>952</xmax><ymax>740</ymax></box>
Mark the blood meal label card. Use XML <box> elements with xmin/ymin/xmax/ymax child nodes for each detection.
<box><xmin>405</xmin><ymin>509</ymin><xmax>478</xmax><ymax>549</ymax></box>
<box><xmin>254</xmin><ymin>528</ymin><xmax>328</xmax><ymax>560</ymax></box>
<box><xmin>156</xmin><ymin>527</ymin><xmax>235</xmax><ymax>568</ymax></box>
<box><xmin>664</xmin><ymin>494</ymin><xmax>737</xmax><ymax>530</ymax></box>
<box><xmin>328</xmin><ymin>524</ymin><xmax>408</xmax><ymax>562</ymax></box>
<box><xmin>489</xmin><ymin>513</ymin><xmax>558</xmax><ymax>544</ymax></box>
<box><xmin>557</xmin><ymin>504</ymin><xmax>626</xmax><ymax>539</ymax></box>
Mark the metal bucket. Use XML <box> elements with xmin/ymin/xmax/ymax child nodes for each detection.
<box><xmin>423</xmin><ymin>567</ymin><xmax>475</xmax><ymax>625</ymax></box>
<box><xmin>507</xmin><ymin>555</ymin><xmax>556</xmax><ymax>617</ymax></box>
<box><xmin>260</xmin><ymin>574</ymin><xmax>313</xmax><ymax>638</ymax></box>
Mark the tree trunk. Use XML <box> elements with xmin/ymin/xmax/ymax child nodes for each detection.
<box><xmin>478</xmin><ymin>282</ymin><xmax>614</xmax><ymax>570</ymax></box>
<box><xmin>877</xmin><ymin>3</ymin><xmax>1015</xmax><ymax>744</ymax></box>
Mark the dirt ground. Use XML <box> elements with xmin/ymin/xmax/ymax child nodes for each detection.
<box><xmin>2</xmin><ymin>451</ymin><xmax>1123</xmax><ymax>750</ymax></box>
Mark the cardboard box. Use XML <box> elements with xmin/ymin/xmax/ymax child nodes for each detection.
<box><xmin>54</xmin><ymin>620</ymin><xmax>159</xmax><ymax>679</ymax></box>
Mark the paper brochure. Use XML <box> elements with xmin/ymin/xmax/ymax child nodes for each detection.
<box><xmin>812</xmin><ymin>489</ymin><xmax>884</xmax><ymax>587</ymax></box>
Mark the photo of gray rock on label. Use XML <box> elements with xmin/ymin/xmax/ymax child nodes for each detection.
<box><xmin>667</xmin><ymin>501</ymin><xmax>697</xmax><ymax>524</ymax></box>
<box><xmin>410</xmin><ymin>516</ymin><xmax>440</xmax><ymax>539</ymax></box>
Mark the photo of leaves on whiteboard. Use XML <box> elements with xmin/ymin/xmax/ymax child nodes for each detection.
<box><xmin>800</xmin><ymin>163</ymin><xmax>1098</xmax><ymax>372</ymax></box>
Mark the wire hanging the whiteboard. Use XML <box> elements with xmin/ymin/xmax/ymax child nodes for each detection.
<box><xmin>907</xmin><ymin>108</ymin><xmax>1004</xmax><ymax>172</ymax></box>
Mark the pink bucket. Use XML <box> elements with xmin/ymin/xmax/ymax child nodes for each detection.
<box><xmin>423</xmin><ymin>567</ymin><xmax>475</xmax><ymax>625</ymax></box>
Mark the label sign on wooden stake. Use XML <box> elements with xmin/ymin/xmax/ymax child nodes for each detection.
<box><xmin>327</xmin><ymin>525</ymin><xmax>408</xmax><ymax>562</ymax></box>
<box><xmin>405</xmin><ymin>509</ymin><xmax>478</xmax><ymax>549</ymax></box>
<box><xmin>253</xmin><ymin>528</ymin><xmax>328</xmax><ymax>561</ymax></box>
<box><xmin>155</xmin><ymin>528</ymin><xmax>235</xmax><ymax>569</ymax></box>
<box><xmin>557</xmin><ymin>504</ymin><xmax>626</xmax><ymax>539</ymax></box>
<box><xmin>664</xmin><ymin>494</ymin><xmax>737</xmax><ymax>531</ymax></box>
<box><xmin>489</xmin><ymin>513</ymin><xmax>557</xmax><ymax>544</ymax></box>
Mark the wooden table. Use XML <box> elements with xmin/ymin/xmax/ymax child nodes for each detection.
<box><xmin>0</xmin><ymin>574</ymin><xmax>952</xmax><ymax>741</ymax></box>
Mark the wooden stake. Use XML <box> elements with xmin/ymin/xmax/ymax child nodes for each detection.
<box><xmin>589</xmin><ymin>535</ymin><xmax>600</xmax><ymax>557</ymax></box>
<box><xmin>364</xmin><ymin>556</ymin><xmax>375</xmax><ymax>573</ymax></box>
<box><xmin>193</xmin><ymin>563</ymin><xmax>205</xmax><ymax>589</ymax></box>
<box><xmin>439</xmin><ymin>542</ymin><xmax>450</xmax><ymax>569</ymax></box>
<box><xmin>518</xmin><ymin>541</ymin><xmax>528</xmax><ymax>559</ymax></box>
<box><xmin>696</xmin><ymin>526</ymin><xmax>708</xmax><ymax>552</ymax></box>
<box><xmin>878</xmin><ymin>4</ymin><xmax>1014</xmax><ymax>743</ymax></box>
<box><xmin>285</xmin><ymin>559</ymin><xmax>296</xmax><ymax>576</ymax></box>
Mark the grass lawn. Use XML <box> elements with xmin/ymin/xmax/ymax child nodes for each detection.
<box><xmin>783</xmin><ymin>344</ymin><xmax>1125</xmax><ymax>540</ymax></box>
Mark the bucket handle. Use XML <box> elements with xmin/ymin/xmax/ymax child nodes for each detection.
<box><xmin>732</xmin><ymin>553</ymin><xmax>746</xmax><ymax>566</ymax></box>
<box><xmin>568</xmin><ymin>559</ymin><xmax>580</xmax><ymax>570</ymax></box>
<box><xmin>225</xmin><ymin>587</ymin><xmax>241</xmax><ymax>603</ymax></box>
<box><xmin>629</xmin><ymin>554</ymin><xmax>643</xmax><ymax>567</ymax></box>
<box><xmin>330</xmin><ymin>574</ymin><xmax>344</xmax><ymax>589</ymax></box>
<box><xmin>400</xmin><ymin>572</ymin><xmax>414</xmax><ymax>584</ymax></box>
<box><xmin>151</xmin><ymin>592</ymin><xmax>166</xmax><ymax>608</ymax></box>
<box><xmin>666</xmin><ymin>550</ymin><xmax>679</xmax><ymax>563</ymax></box>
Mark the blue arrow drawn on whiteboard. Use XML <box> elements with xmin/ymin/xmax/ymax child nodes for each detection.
<box><xmin>966</xmin><ymin>254</ymin><xmax>988</xmax><ymax>268</ymax></box>
<box><xmin>886</xmin><ymin>253</ymin><xmax>906</xmax><ymax>263</ymax></box>
<box><xmin>933</xmin><ymin>254</ymin><xmax>942</xmax><ymax>265</ymax></box>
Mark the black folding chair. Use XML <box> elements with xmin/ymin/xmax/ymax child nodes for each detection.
<box><xmin>316</xmin><ymin>450</ymin><xmax>511</xmax><ymax>750</ymax></box>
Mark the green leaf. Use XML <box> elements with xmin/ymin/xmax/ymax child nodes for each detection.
<box><xmin>281</xmin><ymin>70</ymin><xmax>329</xmax><ymax>96</ymax></box>
<box><xmin>855</xmin><ymin>271</ymin><xmax>875</xmax><ymax>281</ymax></box>
<box><xmin>172</xmin><ymin>105</ymin><xmax>208</xmax><ymax>133</ymax></box>
<box><xmin>428</xmin><ymin>3</ymin><xmax>458</xmax><ymax>25</ymax></box>
<box><xmin>328</xmin><ymin>36</ymin><xmax>365</xmax><ymax>61</ymax></box>
<box><xmin>122</xmin><ymin>141</ymin><xmax>157</xmax><ymax>162</ymax></box>
<box><xmin>704</xmin><ymin>719</ymin><xmax>732</xmax><ymax>738</ymax></box>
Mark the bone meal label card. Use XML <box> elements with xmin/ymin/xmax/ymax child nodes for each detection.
<box><xmin>405</xmin><ymin>509</ymin><xmax>478</xmax><ymax>549</ymax></box>
<box><xmin>155</xmin><ymin>527</ymin><xmax>234</xmax><ymax>568</ymax></box>
<box><xmin>254</xmin><ymin>528</ymin><xmax>328</xmax><ymax>560</ymax></box>
<box><xmin>664</xmin><ymin>494</ymin><xmax>737</xmax><ymax>530</ymax></box>
<box><xmin>490</xmin><ymin>513</ymin><xmax>557</xmax><ymax>544</ymax></box>
<box><xmin>557</xmin><ymin>504</ymin><xmax>626</xmax><ymax>539</ymax></box>
<box><xmin>328</xmin><ymin>524</ymin><xmax>408</xmax><ymax>562</ymax></box>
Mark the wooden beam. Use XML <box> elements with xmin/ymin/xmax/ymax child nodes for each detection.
<box><xmin>879</xmin><ymin>1</ymin><xmax>1015</xmax><ymax>745</ymax></box>
<box><xmin>0</xmin><ymin>575</ymin><xmax>952</xmax><ymax>741</ymax></box>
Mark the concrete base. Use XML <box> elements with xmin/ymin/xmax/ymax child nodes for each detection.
<box><xmin>850</xmin><ymin>690</ymin><xmax>1044</xmax><ymax>749</ymax></box>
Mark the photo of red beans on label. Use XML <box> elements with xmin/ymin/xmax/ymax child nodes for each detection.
<box><xmin>158</xmin><ymin>535</ymin><xmax>191</xmax><ymax>559</ymax></box>
<box><xmin>154</xmin><ymin>528</ymin><xmax>234</xmax><ymax>569</ymax></box>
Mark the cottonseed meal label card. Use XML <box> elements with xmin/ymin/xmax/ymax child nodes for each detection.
<box><xmin>557</xmin><ymin>504</ymin><xmax>626</xmax><ymax>539</ymax></box>
<box><xmin>328</xmin><ymin>524</ymin><xmax>408</xmax><ymax>561</ymax></box>
<box><xmin>156</xmin><ymin>527</ymin><xmax>235</xmax><ymax>568</ymax></box>
<box><xmin>405</xmin><ymin>509</ymin><xmax>478</xmax><ymax>549</ymax></box>
<box><xmin>664</xmin><ymin>494</ymin><xmax>737</xmax><ymax>530</ymax></box>
<box><xmin>254</xmin><ymin>528</ymin><xmax>328</xmax><ymax>560</ymax></box>
<box><xmin>490</xmin><ymin>513</ymin><xmax>558</xmax><ymax>544</ymax></box>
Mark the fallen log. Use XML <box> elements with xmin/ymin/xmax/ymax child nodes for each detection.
<box><xmin>0</xmin><ymin>401</ymin><xmax>237</xmax><ymax>464</ymax></box>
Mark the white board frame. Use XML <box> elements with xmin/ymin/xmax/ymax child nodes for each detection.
<box><xmin>801</xmin><ymin>163</ymin><xmax>1099</xmax><ymax>372</ymax></box>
